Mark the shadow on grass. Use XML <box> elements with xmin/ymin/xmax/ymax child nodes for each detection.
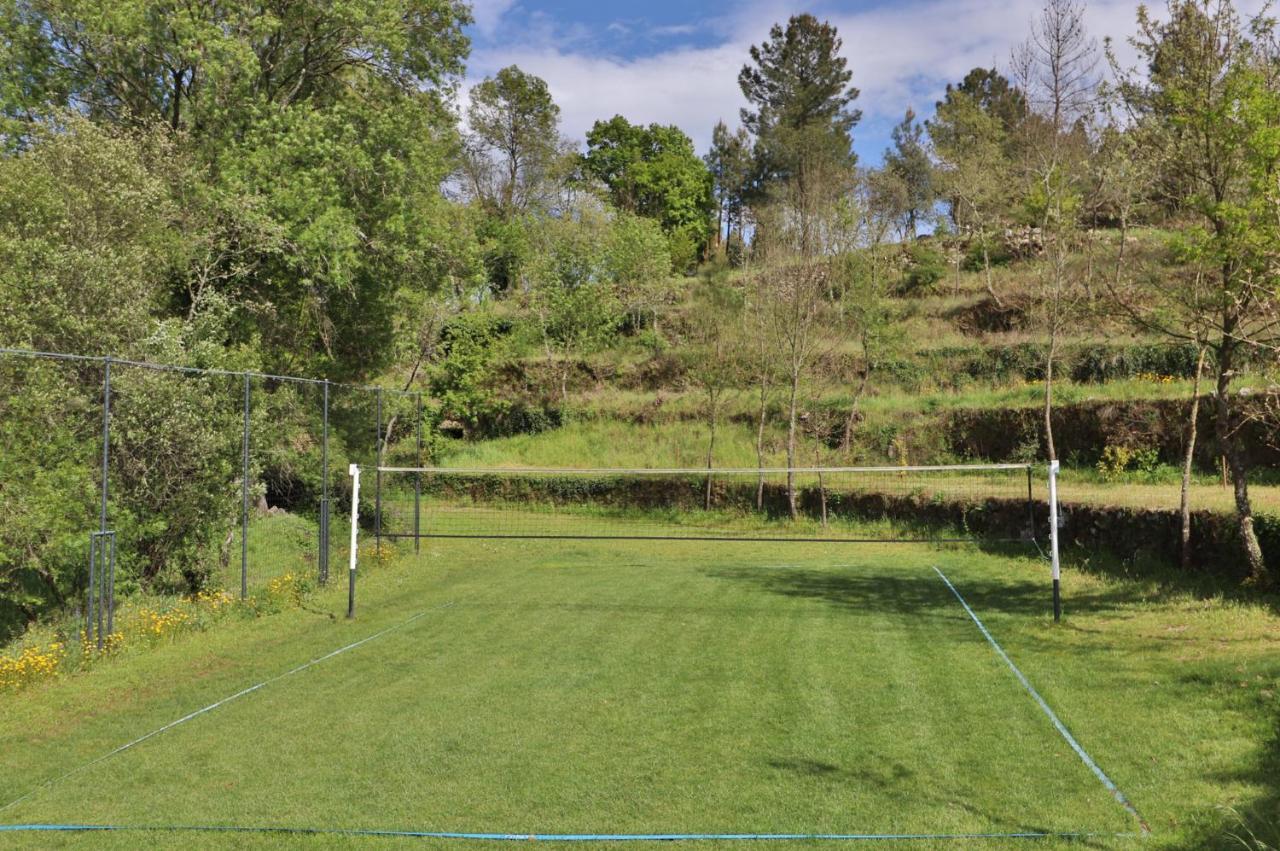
<box><xmin>1027</xmin><ymin>540</ymin><xmax>1280</xmax><ymax>618</ymax></box>
<box><xmin>706</xmin><ymin>559</ymin><xmax>1142</xmax><ymax>622</ymax></box>
<box><xmin>1167</xmin><ymin>699</ymin><xmax>1280</xmax><ymax>851</ymax></box>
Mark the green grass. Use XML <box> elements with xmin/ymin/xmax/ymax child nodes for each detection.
<box><xmin>1</xmin><ymin>519</ymin><xmax>1277</xmax><ymax>849</ymax></box>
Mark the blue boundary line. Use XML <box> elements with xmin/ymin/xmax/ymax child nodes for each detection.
<box><xmin>0</xmin><ymin>824</ymin><xmax>1134</xmax><ymax>842</ymax></box>
<box><xmin>0</xmin><ymin>603</ymin><xmax>453</xmax><ymax>814</ymax></box>
<box><xmin>932</xmin><ymin>566</ymin><xmax>1150</xmax><ymax>835</ymax></box>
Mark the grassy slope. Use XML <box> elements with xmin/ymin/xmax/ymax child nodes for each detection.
<box><xmin>1</xmin><ymin>528</ymin><xmax>1276</xmax><ymax>850</ymax></box>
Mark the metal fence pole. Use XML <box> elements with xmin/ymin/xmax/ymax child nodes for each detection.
<box><xmin>348</xmin><ymin>464</ymin><xmax>361</xmax><ymax>619</ymax></box>
<box><xmin>241</xmin><ymin>372</ymin><xmax>250</xmax><ymax>599</ymax></box>
<box><xmin>414</xmin><ymin>392</ymin><xmax>422</xmax><ymax>554</ymax></box>
<box><xmin>320</xmin><ymin>379</ymin><xmax>330</xmax><ymax>584</ymax></box>
<box><xmin>93</xmin><ymin>357</ymin><xmax>112</xmax><ymax>649</ymax></box>
<box><xmin>107</xmin><ymin>532</ymin><xmax>116</xmax><ymax>637</ymax></box>
<box><xmin>100</xmin><ymin>357</ymin><xmax>111</xmax><ymax>535</ymax></box>
<box><xmin>1048</xmin><ymin>460</ymin><xmax>1062</xmax><ymax>622</ymax></box>
<box><xmin>375</xmin><ymin>388</ymin><xmax>383</xmax><ymax>553</ymax></box>
<box><xmin>87</xmin><ymin>534</ymin><xmax>97</xmax><ymax>647</ymax></box>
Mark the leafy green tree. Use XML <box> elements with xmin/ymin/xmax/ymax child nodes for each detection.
<box><xmin>0</xmin><ymin>117</ymin><xmax>181</xmax><ymax>354</ymax></box>
<box><xmin>2</xmin><ymin>0</ymin><xmax>473</xmax><ymax>380</ymax></box>
<box><xmin>883</xmin><ymin>109</ymin><xmax>934</xmax><ymax>237</ymax></box>
<box><xmin>1</xmin><ymin>0</ymin><xmax>470</xmax><ymax>141</ymax></box>
<box><xmin>605</xmin><ymin>213</ymin><xmax>673</xmax><ymax>334</ymax></box>
<box><xmin>1108</xmin><ymin>0</ymin><xmax>1280</xmax><ymax>583</ymax></box>
<box><xmin>581</xmin><ymin>116</ymin><xmax>713</xmax><ymax>271</ymax></box>
<box><xmin>526</xmin><ymin>205</ymin><xmax>622</xmax><ymax>403</ymax></box>
<box><xmin>463</xmin><ymin>65</ymin><xmax>565</xmax><ymax>216</ymax></box>
<box><xmin>428</xmin><ymin>310</ymin><xmax>512</xmax><ymax>433</ymax></box>
<box><xmin>929</xmin><ymin>87</ymin><xmax>1018</xmax><ymax>304</ymax></box>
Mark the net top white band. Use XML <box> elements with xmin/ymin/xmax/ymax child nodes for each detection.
<box><xmin>373</xmin><ymin>463</ymin><xmax>1036</xmax><ymax>476</ymax></box>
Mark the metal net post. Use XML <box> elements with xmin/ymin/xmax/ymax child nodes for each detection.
<box><xmin>1048</xmin><ymin>460</ymin><xmax>1062</xmax><ymax>622</ymax></box>
<box><xmin>241</xmin><ymin>372</ymin><xmax>251</xmax><ymax>599</ymax></box>
<box><xmin>375</xmin><ymin>389</ymin><xmax>383</xmax><ymax>554</ymax></box>
<box><xmin>415</xmin><ymin>393</ymin><xmax>422</xmax><ymax>554</ymax></box>
<box><xmin>348</xmin><ymin>464</ymin><xmax>361</xmax><ymax>619</ymax></box>
<box><xmin>319</xmin><ymin>379</ymin><xmax>330</xmax><ymax>584</ymax></box>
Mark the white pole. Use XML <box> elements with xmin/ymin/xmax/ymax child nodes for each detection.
<box><xmin>1048</xmin><ymin>460</ymin><xmax>1061</xmax><ymax>622</ymax></box>
<box><xmin>348</xmin><ymin>463</ymin><xmax>361</xmax><ymax>619</ymax></box>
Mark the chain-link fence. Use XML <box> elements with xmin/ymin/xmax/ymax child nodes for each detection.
<box><xmin>0</xmin><ymin>348</ymin><xmax>425</xmax><ymax>645</ymax></box>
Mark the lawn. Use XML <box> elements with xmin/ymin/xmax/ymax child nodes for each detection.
<box><xmin>0</xmin><ymin>524</ymin><xmax>1276</xmax><ymax>849</ymax></box>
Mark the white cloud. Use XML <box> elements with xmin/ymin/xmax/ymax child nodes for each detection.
<box><xmin>467</xmin><ymin>0</ymin><xmax>1268</xmax><ymax>157</ymax></box>
<box><xmin>469</xmin><ymin>0</ymin><xmax>520</xmax><ymax>38</ymax></box>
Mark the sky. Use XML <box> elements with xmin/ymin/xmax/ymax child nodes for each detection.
<box><xmin>460</xmin><ymin>0</ymin><xmax>1167</xmax><ymax>165</ymax></box>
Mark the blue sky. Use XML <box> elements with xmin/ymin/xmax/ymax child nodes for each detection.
<box><xmin>460</xmin><ymin>0</ymin><xmax>1168</xmax><ymax>164</ymax></box>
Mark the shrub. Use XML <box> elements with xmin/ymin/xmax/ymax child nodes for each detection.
<box><xmin>897</xmin><ymin>243</ymin><xmax>947</xmax><ymax>295</ymax></box>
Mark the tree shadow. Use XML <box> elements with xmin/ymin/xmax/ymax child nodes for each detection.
<box><xmin>706</xmin><ymin>560</ymin><xmax>1144</xmax><ymax>623</ymax></box>
<box><xmin>1163</xmin><ymin>698</ymin><xmax>1280</xmax><ymax>850</ymax></box>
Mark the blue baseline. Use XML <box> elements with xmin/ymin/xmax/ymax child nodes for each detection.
<box><xmin>932</xmin><ymin>566</ymin><xmax>1150</xmax><ymax>835</ymax></box>
<box><xmin>0</xmin><ymin>824</ymin><xmax>1133</xmax><ymax>842</ymax></box>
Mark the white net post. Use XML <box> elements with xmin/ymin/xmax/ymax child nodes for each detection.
<box><xmin>1048</xmin><ymin>460</ymin><xmax>1061</xmax><ymax>622</ymax></box>
<box><xmin>348</xmin><ymin>463</ymin><xmax>361</xmax><ymax>619</ymax></box>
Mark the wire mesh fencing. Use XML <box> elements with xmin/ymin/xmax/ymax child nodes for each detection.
<box><xmin>0</xmin><ymin>348</ymin><xmax>425</xmax><ymax>643</ymax></box>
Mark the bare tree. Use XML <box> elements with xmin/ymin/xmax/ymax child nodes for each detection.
<box><xmin>685</xmin><ymin>268</ymin><xmax>744</xmax><ymax>509</ymax></box>
<box><xmin>755</xmin><ymin>259</ymin><xmax>835</xmax><ymax>518</ymax></box>
<box><xmin>1011</xmin><ymin>0</ymin><xmax>1100</xmax><ymax>133</ymax></box>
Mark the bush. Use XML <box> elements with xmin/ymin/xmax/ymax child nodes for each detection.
<box><xmin>896</xmin><ymin>243</ymin><xmax>947</xmax><ymax>295</ymax></box>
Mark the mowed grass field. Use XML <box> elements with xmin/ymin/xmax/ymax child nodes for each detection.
<box><xmin>1</xmin><ymin>528</ymin><xmax>1277</xmax><ymax>849</ymax></box>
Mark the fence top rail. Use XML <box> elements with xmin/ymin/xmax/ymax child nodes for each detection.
<box><xmin>0</xmin><ymin>347</ymin><xmax>421</xmax><ymax>397</ymax></box>
<box><xmin>374</xmin><ymin>463</ymin><xmax>1037</xmax><ymax>476</ymax></box>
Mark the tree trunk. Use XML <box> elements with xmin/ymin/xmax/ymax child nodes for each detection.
<box><xmin>982</xmin><ymin>241</ymin><xmax>1002</xmax><ymax>308</ymax></box>
<box><xmin>1213</xmin><ymin>339</ymin><xmax>1267</xmax><ymax>584</ymax></box>
<box><xmin>1179</xmin><ymin>346</ymin><xmax>1206</xmax><ymax>572</ymax></box>
<box><xmin>755</xmin><ymin>373</ymin><xmax>769</xmax><ymax>510</ymax></box>
<box><xmin>1043</xmin><ymin>328</ymin><xmax>1058</xmax><ymax>462</ymax></box>
<box><xmin>786</xmin><ymin>372</ymin><xmax>800</xmax><ymax>520</ymax></box>
<box><xmin>704</xmin><ymin>400</ymin><xmax>718</xmax><ymax>511</ymax></box>
<box><xmin>814</xmin><ymin>431</ymin><xmax>828</xmax><ymax>528</ymax></box>
<box><xmin>840</xmin><ymin>367</ymin><xmax>871</xmax><ymax>453</ymax></box>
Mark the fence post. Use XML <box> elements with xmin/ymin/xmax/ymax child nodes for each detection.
<box><xmin>241</xmin><ymin>372</ymin><xmax>250</xmax><ymax>599</ymax></box>
<box><xmin>415</xmin><ymin>392</ymin><xmax>422</xmax><ymax>554</ymax></box>
<box><xmin>1048</xmin><ymin>460</ymin><xmax>1061</xmax><ymax>623</ymax></box>
<box><xmin>320</xmin><ymin>379</ymin><xmax>330</xmax><ymax>584</ymax></box>
<box><xmin>87</xmin><ymin>534</ymin><xmax>97</xmax><ymax>648</ymax></box>
<box><xmin>348</xmin><ymin>464</ymin><xmax>361</xmax><ymax>619</ymax></box>
<box><xmin>100</xmin><ymin>357</ymin><xmax>111</xmax><ymax>535</ymax></box>
<box><xmin>375</xmin><ymin>388</ymin><xmax>383</xmax><ymax>553</ymax></box>
<box><xmin>93</xmin><ymin>357</ymin><xmax>112</xmax><ymax>649</ymax></box>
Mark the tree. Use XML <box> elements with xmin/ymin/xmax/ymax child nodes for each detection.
<box><xmin>580</xmin><ymin>116</ymin><xmax>713</xmax><ymax>271</ymax></box>
<box><xmin>739</xmin><ymin>14</ymin><xmax>861</xmax><ymax>194</ymax></box>
<box><xmin>526</xmin><ymin>204</ymin><xmax>623</xmax><ymax>404</ymax></box>
<box><xmin>1011</xmin><ymin>0</ymin><xmax>1100</xmax><ymax>132</ymax></box>
<box><xmin>683</xmin><ymin>269</ymin><xmax>744</xmax><ymax>508</ymax></box>
<box><xmin>883</xmin><ymin>109</ymin><xmax>934</xmax><ymax>237</ymax></box>
<box><xmin>836</xmin><ymin>171</ymin><xmax>903</xmax><ymax>453</ymax></box>
<box><xmin>704</xmin><ymin>121</ymin><xmax>753</xmax><ymax>252</ymax></box>
<box><xmin>1011</xmin><ymin>0</ymin><xmax>1099</xmax><ymax>463</ymax></box>
<box><xmin>2</xmin><ymin>0</ymin><xmax>473</xmax><ymax>380</ymax></box>
<box><xmin>1107</xmin><ymin>0</ymin><xmax>1280</xmax><ymax>583</ymax></box>
<box><xmin>605</xmin><ymin>213</ymin><xmax>673</xmax><ymax>334</ymax></box>
<box><xmin>1</xmin><ymin>0</ymin><xmax>470</xmax><ymax>142</ymax></box>
<box><xmin>764</xmin><ymin>259</ymin><xmax>834</xmax><ymax>518</ymax></box>
<box><xmin>929</xmin><ymin>88</ymin><xmax>1016</xmax><ymax>304</ymax></box>
<box><xmin>463</xmin><ymin>66</ymin><xmax>565</xmax><ymax>216</ymax></box>
<box><xmin>944</xmin><ymin>67</ymin><xmax>1029</xmax><ymax>136</ymax></box>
